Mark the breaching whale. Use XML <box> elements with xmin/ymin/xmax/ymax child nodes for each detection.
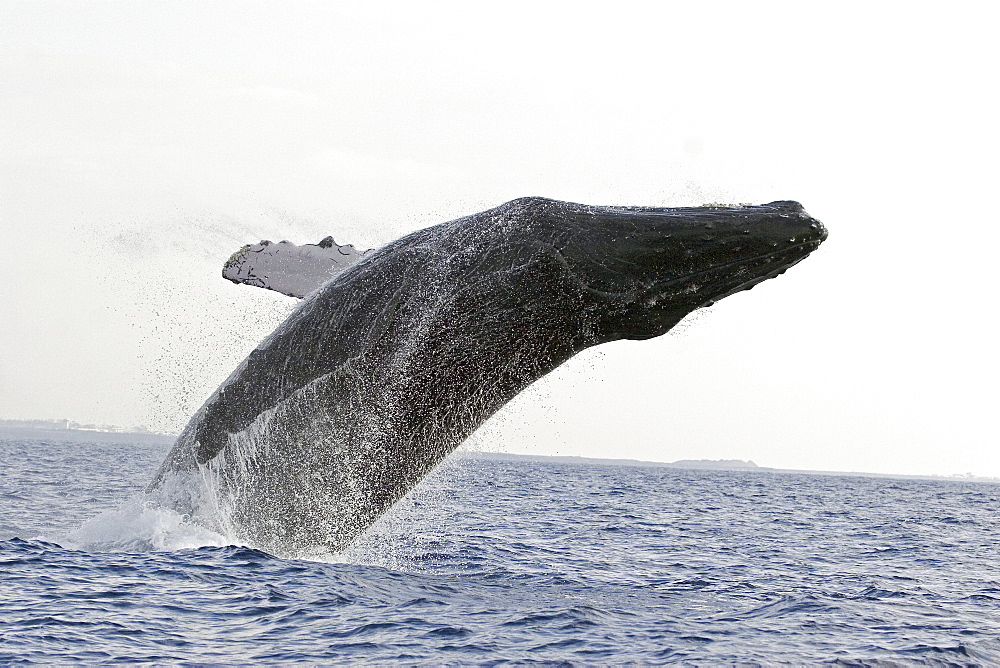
<box><xmin>148</xmin><ymin>197</ymin><xmax>827</xmax><ymax>556</ymax></box>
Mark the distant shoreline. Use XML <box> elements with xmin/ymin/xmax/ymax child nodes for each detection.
<box><xmin>2</xmin><ymin>423</ymin><xmax>997</xmax><ymax>485</ymax></box>
<box><xmin>0</xmin><ymin>418</ymin><xmax>173</xmax><ymax>436</ymax></box>
<box><xmin>0</xmin><ymin>425</ymin><xmax>176</xmax><ymax>446</ymax></box>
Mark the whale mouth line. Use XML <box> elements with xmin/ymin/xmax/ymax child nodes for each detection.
<box><xmin>664</xmin><ymin>238</ymin><xmax>822</xmax><ymax>289</ymax></box>
<box><xmin>698</xmin><ymin>253</ymin><xmax>812</xmax><ymax>307</ymax></box>
<box><xmin>602</xmin><ymin>238</ymin><xmax>821</xmax><ymax>305</ymax></box>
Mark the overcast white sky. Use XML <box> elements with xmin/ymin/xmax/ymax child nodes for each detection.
<box><xmin>1</xmin><ymin>1</ymin><xmax>997</xmax><ymax>476</ymax></box>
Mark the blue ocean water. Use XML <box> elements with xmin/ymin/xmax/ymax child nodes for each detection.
<box><xmin>2</xmin><ymin>430</ymin><xmax>1000</xmax><ymax>664</ymax></box>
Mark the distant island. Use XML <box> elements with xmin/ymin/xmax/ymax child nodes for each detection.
<box><xmin>462</xmin><ymin>451</ymin><xmax>1000</xmax><ymax>484</ymax></box>
<box><xmin>667</xmin><ymin>459</ymin><xmax>760</xmax><ymax>470</ymax></box>
<box><xmin>465</xmin><ymin>452</ymin><xmax>761</xmax><ymax>471</ymax></box>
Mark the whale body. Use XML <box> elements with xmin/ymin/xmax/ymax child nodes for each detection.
<box><xmin>148</xmin><ymin>197</ymin><xmax>827</xmax><ymax>556</ymax></box>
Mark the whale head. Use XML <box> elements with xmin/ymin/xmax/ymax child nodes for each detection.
<box><xmin>496</xmin><ymin>198</ymin><xmax>828</xmax><ymax>342</ymax></box>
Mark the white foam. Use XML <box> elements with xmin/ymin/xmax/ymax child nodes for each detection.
<box><xmin>63</xmin><ymin>496</ymin><xmax>235</xmax><ymax>553</ymax></box>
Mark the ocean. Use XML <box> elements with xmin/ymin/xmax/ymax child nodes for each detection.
<box><xmin>2</xmin><ymin>429</ymin><xmax>999</xmax><ymax>664</ymax></box>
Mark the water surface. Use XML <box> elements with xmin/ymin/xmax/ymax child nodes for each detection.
<box><xmin>2</xmin><ymin>432</ymin><xmax>999</xmax><ymax>663</ymax></box>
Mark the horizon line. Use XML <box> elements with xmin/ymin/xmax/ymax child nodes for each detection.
<box><xmin>2</xmin><ymin>419</ymin><xmax>997</xmax><ymax>484</ymax></box>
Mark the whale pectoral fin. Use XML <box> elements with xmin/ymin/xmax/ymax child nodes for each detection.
<box><xmin>222</xmin><ymin>237</ymin><xmax>372</xmax><ymax>299</ymax></box>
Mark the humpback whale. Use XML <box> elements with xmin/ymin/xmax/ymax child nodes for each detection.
<box><xmin>148</xmin><ymin>197</ymin><xmax>827</xmax><ymax>556</ymax></box>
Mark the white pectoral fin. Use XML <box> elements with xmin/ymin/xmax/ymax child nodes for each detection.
<box><xmin>222</xmin><ymin>236</ymin><xmax>371</xmax><ymax>299</ymax></box>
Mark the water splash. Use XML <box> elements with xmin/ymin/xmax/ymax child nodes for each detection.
<box><xmin>60</xmin><ymin>439</ymin><xmax>469</xmax><ymax>569</ymax></box>
<box><xmin>64</xmin><ymin>496</ymin><xmax>232</xmax><ymax>552</ymax></box>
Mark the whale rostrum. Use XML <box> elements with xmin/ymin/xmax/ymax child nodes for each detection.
<box><xmin>148</xmin><ymin>197</ymin><xmax>828</xmax><ymax>556</ymax></box>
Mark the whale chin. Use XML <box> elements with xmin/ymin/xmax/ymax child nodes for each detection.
<box><xmin>148</xmin><ymin>197</ymin><xmax>827</xmax><ymax>556</ymax></box>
